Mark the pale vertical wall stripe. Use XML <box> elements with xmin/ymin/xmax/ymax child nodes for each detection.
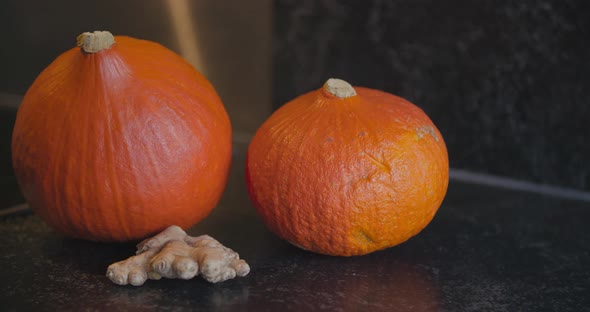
<box><xmin>165</xmin><ymin>0</ymin><xmax>206</xmax><ymax>74</ymax></box>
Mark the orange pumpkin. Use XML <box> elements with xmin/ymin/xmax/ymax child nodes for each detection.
<box><xmin>246</xmin><ymin>78</ymin><xmax>448</xmax><ymax>256</ymax></box>
<box><xmin>12</xmin><ymin>31</ymin><xmax>232</xmax><ymax>242</ymax></box>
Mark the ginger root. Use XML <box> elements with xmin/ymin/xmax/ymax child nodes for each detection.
<box><xmin>106</xmin><ymin>226</ymin><xmax>250</xmax><ymax>286</ymax></box>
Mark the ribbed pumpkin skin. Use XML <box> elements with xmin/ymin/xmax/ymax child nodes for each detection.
<box><xmin>12</xmin><ymin>36</ymin><xmax>232</xmax><ymax>242</ymax></box>
<box><xmin>246</xmin><ymin>86</ymin><xmax>448</xmax><ymax>256</ymax></box>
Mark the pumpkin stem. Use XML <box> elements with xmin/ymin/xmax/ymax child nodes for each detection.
<box><xmin>324</xmin><ymin>78</ymin><xmax>357</xmax><ymax>98</ymax></box>
<box><xmin>77</xmin><ymin>31</ymin><xmax>115</xmax><ymax>53</ymax></box>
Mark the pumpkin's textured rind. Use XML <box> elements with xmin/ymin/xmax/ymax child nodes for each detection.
<box><xmin>12</xmin><ymin>36</ymin><xmax>232</xmax><ymax>242</ymax></box>
<box><xmin>246</xmin><ymin>86</ymin><xmax>449</xmax><ymax>256</ymax></box>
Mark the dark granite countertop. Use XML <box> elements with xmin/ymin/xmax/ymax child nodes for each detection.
<box><xmin>1</xmin><ymin>146</ymin><xmax>589</xmax><ymax>312</ymax></box>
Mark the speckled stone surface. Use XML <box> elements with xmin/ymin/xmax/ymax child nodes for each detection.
<box><xmin>1</xmin><ymin>148</ymin><xmax>589</xmax><ymax>311</ymax></box>
<box><xmin>273</xmin><ymin>0</ymin><xmax>590</xmax><ymax>190</ymax></box>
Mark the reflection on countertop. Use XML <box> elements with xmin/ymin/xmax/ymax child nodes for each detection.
<box><xmin>1</xmin><ymin>146</ymin><xmax>589</xmax><ymax>310</ymax></box>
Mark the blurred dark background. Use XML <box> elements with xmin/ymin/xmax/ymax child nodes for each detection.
<box><xmin>1</xmin><ymin>0</ymin><xmax>589</xmax><ymax>210</ymax></box>
<box><xmin>274</xmin><ymin>0</ymin><xmax>590</xmax><ymax>191</ymax></box>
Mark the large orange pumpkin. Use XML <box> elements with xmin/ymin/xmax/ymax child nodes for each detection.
<box><xmin>246</xmin><ymin>78</ymin><xmax>448</xmax><ymax>256</ymax></box>
<box><xmin>12</xmin><ymin>31</ymin><xmax>232</xmax><ymax>242</ymax></box>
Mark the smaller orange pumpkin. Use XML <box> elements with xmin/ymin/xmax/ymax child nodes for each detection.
<box><xmin>12</xmin><ymin>31</ymin><xmax>232</xmax><ymax>242</ymax></box>
<box><xmin>246</xmin><ymin>78</ymin><xmax>449</xmax><ymax>256</ymax></box>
